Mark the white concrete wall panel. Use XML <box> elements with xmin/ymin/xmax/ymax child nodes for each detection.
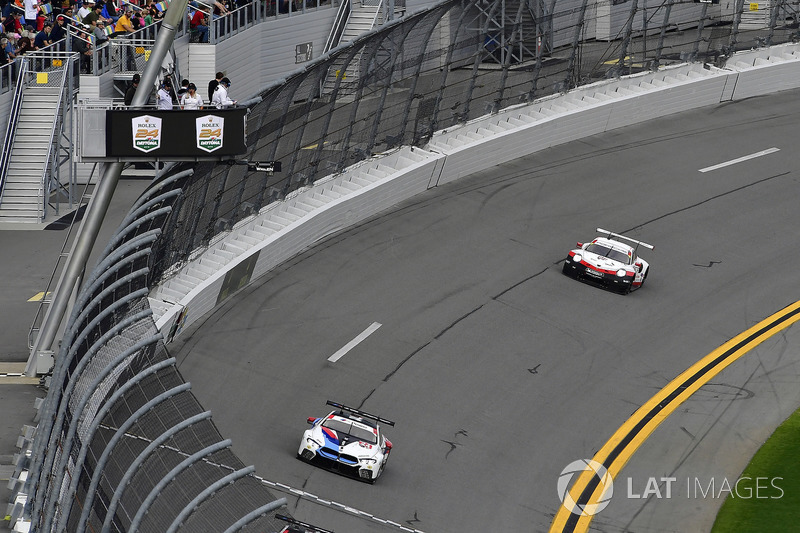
<box><xmin>153</xmin><ymin>50</ymin><xmax>800</xmax><ymax>341</ymax></box>
<box><xmin>213</xmin><ymin>9</ymin><xmax>337</xmax><ymax>101</ymax></box>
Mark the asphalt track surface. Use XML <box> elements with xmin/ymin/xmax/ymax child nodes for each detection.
<box><xmin>0</xmin><ymin>91</ymin><xmax>795</xmax><ymax>533</ymax></box>
<box><xmin>167</xmin><ymin>88</ymin><xmax>800</xmax><ymax>533</ymax></box>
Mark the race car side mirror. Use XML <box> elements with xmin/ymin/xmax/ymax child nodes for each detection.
<box><xmin>635</xmin><ymin>261</ymin><xmax>643</xmax><ymax>271</ymax></box>
<box><xmin>307</xmin><ymin>417</ymin><xmax>316</xmax><ymax>425</ymax></box>
<box><xmin>576</xmin><ymin>242</ymin><xmax>583</xmax><ymax>248</ymax></box>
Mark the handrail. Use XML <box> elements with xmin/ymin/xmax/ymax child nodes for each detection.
<box><xmin>0</xmin><ymin>61</ymin><xmax>29</xmax><ymax>207</ymax></box>
<box><xmin>324</xmin><ymin>0</ymin><xmax>351</xmax><ymax>53</ymax></box>
<box><xmin>40</xmin><ymin>55</ymin><xmax>75</xmax><ymax>220</ymax></box>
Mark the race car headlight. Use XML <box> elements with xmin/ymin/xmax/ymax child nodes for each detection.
<box><xmin>306</xmin><ymin>437</ymin><xmax>322</xmax><ymax>448</ymax></box>
<box><xmin>616</xmin><ymin>269</ymin><xmax>627</xmax><ymax>277</ymax></box>
<box><xmin>573</xmin><ymin>254</ymin><xmax>582</xmax><ymax>263</ymax></box>
<box><xmin>360</xmin><ymin>457</ymin><xmax>378</xmax><ymax>465</ymax></box>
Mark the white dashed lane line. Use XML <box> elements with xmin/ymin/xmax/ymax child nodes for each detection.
<box><xmin>328</xmin><ymin>322</ymin><xmax>382</xmax><ymax>363</ymax></box>
<box><xmin>698</xmin><ymin>147</ymin><xmax>780</xmax><ymax>173</ymax></box>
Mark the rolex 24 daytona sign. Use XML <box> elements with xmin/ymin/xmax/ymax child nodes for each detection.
<box><xmin>196</xmin><ymin>115</ymin><xmax>224</xmax><ymax>153</ymax></box>
<box><xmin>132</xmin><ymin>115</ymin><xmax>162</xmax><ymax>153</ymax></box>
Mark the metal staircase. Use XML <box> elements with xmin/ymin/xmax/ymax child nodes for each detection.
<box><xmin>323</xmin><ymin>0</ymin><xmax>406</xmax><ymax>94</ymax></box>
<box><xmin>0</xmin><ymin>53</ymin><xmax>79</xmax><ymax>223</ymax></box>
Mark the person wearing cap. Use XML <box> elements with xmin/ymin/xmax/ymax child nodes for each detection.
<box><xmin>211</xmin><ymin>77</ymin><xmax>236</xmax><ymax>109</ymax></box>
<box><xmin>93</xmin><ymin>17</ymin><xmax>109</xmax><ymax>45</ymax></box>
<box><xmin>156</xmin><ymin>78</ymin><xmax>174</xmax><ymax>110</ymax></box>
<box><xmin>124</xmin><ymin>73</ymin><xmax>139</xmax><ymax>105</ymax></box>
<box><xmin>49</xmin><ymin>14</ymin><xmax>67</xmax><ymax>42</ymax></box>
<box><xmin>115</xmin><ymin>6</ymin><xmax>134</xmax><ymax>33</ymax></box>
<box><xmin>77</xmin><ymin>1</ymin><xmax>93</xmax><ymax>21</ymax></box>
<box><xmin>180</xmin><ymin>83</ymin><xmax>203</xmax><ymax>110</ymax></box>
<box><xmin>82</xmin><ymin>2</ymin><xmax>102</xmax><ymax>26</ymax></box>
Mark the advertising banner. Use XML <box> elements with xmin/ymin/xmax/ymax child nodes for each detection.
<box><xmin>106</xmin><ymin>108</ymin><xmax>247</xmax><ymax>160</ymax></box>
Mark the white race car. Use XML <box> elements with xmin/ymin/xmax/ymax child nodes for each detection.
<box><xmin>297</xmin><ymin>401</ymin><xmax>394</xmax><ymax>483</ymax></box>
<box><xmin>562</xmin><ymin>228</ymin><xmax>653</xmax><ymax>294</ymax></box>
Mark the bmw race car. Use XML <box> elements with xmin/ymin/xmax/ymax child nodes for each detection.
<box><xmin>562</xmin><ymin>228</ymin><xmax>653</xmax><ymax>294</ymax></box>
<box><xmin>297</xmin><ymin>401</ymin><xmax>394</xmax><ymax>483</ymax></box>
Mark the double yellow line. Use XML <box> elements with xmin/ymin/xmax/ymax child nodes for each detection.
<box><xmin>550</xmin><ymin>300</ymin><xmax>800</xmax><ymax>533</ymax></box>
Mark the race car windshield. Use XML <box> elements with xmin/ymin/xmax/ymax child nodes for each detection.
<box><xmin>322</xmin><ymin>418</ymin><xmax>378</xmax><ymax>444</ymax></box>
<box><xmin>585</xmin><ymin>243</ymin><xmax>631</xmax><ymax>264</ymax></box>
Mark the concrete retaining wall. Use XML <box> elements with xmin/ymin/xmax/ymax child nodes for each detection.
<box><xmin>152</xmin><ymin>43</ymin><xmax>800</xmax><ymax>339</ymax></box>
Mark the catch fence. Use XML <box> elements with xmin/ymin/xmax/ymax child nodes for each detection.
<box><xmin>21</xmin><ymin>0</ymin><xmax>799</xmax><ymax>530</ymax></box>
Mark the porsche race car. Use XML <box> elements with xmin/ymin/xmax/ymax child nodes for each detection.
<box><xmin>562</xmin><ymin>228</ymin><xmax>653</xmax><ymax>294</ymax></box>
<box><xmin>297</xmin><ymin>401</ymin><xmax>394</xmax><ymax>483</ymax></box>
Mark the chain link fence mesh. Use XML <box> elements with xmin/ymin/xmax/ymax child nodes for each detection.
<box><xmin>25</xmin><ymin>0</ymin><xmax>799</xmax><ymax>530</ymax></box>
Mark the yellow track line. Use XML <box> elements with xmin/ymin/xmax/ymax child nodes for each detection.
<box><xmin>550</xmin><ymin>299</ymin><xmax>800</xmax><ymax>533</ymax></box>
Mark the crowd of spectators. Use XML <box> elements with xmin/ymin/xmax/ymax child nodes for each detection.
<box><xmin>0</xmin><ymin>0</ymin><xmax>322</xmax><ymax>67</ymax></box>
<box><xmin>123</xmin><ymin>70</ymin><xmax>236</xmax><ymax>108</ymax></box>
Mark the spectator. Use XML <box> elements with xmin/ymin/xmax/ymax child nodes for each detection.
<box><xmin>0</xmin><ymin>37</ymin><xmax>10</xmax><ymax>63</ymax></box>
<box><xmin>77</xmin><ymin>0</ymin><xmax>92</xmax><ymax>21</ymax></box>
<box><xmin>176</xmin><ymin>78</ymin><xmax>189</xmax><ymax>97</ymax></box>
<box><xmin>72</xmin><ymin>30</ymin><xmax>91</xmax><ymax>72</ymax></box>
<box><xmin>210</xmin><ymin>0</ymin><xmax>228</xmax><ymax>19</ymax></box>
<box><xmin>33</xmin><ymin>21</ymin><xmax>51</xmax><ymax>47</ymax></box>
<box><xmin>3</xmin><ymin>12</ymin><xmax>23</xmax><ymax>34</ymax></box>
<box><xmin>114</xmin><ymin>6</ymin><xmax>133</xmax><ymax>32</ymax></box>
<box><xmin>156</xmin><ymin>78</ymin><xmax>172</xmax><ymax>109</ymax></box>
<box><xmin>131</xmin><ymin>8</ymin><xmax>144</xmax><ymax>29</ymax></box>
<box><xmin>82</xmin><ymin>2</ymin><xmax>101</xmax><ymax>25</ymax></box>
<box><xmin>124</xmin><ymin>72</ymin><xmax>139</xmax><ymax>105</ymax></box>
<box><xmin>180</xmin><ymin>82</ymin><xmax>203</xmax><ymax>109</ymax></box>
<box><xmin>49</xmin><ymin>13</ymin><xmax>66</xmax><ymax>41</ymax></box>
<box><xmin>92</xmin><ymin>17</ymin><xmax>108</xmax><ymax>44</ymax></box>
<box><xmin>23</xmin><ymin>0</ymin><xmax>38</xmax><ymax>27</ymax></box>
<box><xmin>17</xmin><ymin>30</ymin><xmax>33</xmax><ymax>54</ymax></box>
<box><xmin>100</xmin><ymin>0</ymin><xmax>117</xmax><ymax>22</ymax></box>
<box><xmin>189</xmin><ymin>7</ymin><xmax>207</xmax><ymax>42</ymax></box>
<box><xmin>208</xmin><ymin>70</ymin><xmax>223</xmax><ymax>101</ymax></box>
<box><xmin>3</xmin><ymin>34</ymin><xmax>17</xmax><ymax>60</ymax></box>
<box><xmin>211</xmin><ymin>77</ymin><xmax>235</xmax><ymax>108</ymax></box>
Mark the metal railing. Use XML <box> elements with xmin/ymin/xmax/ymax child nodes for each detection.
<box><xmin>0</xmin><ymin>62</ymin><xmax>28</xmax><ymax>207</ymax></box>
<box><xmin>324</xmin><ymin>0</ymin><xmax>351</xmax><ymax>52</ymax></box>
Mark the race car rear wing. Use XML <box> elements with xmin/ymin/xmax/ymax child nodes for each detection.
<box><xmin>596</xmin><ymin>228</ymin><xmax>654</xmax><ymax>251</ymax></box>
<box><xmin>326</xmin><ymin>400</ymin><xmax>396</xmax><ymax>426</ymax></box>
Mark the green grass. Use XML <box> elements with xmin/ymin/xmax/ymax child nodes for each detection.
<box><xmin>711</xmin><ymin>408</ymin><xmax>800</xmax><ymax>532</ymax></box>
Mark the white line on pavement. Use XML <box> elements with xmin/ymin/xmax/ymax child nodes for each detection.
<box><xmin>698</xmin><ymin>147</ymin><xmax>780</xmax><ymax>173</ymax></box>
<box><xmin>254</xmin><ymin>475</ymin><xmax>426</xmax><ymax>533</ymax></box>
<box><xmin>328</xmin><ymin>322</ymin><xmax>382</xmax><ymax>363</ymax></box>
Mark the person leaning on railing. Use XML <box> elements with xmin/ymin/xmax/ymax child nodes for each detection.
<box><xmin>72</xmin><ymin>29</ymin><xmax>92</xmax><ymax>73</ymax></box>
<box><xmin>49</xmin><ymin>14</ymin><xmax>66</xmax><ymax>42</ymax></box>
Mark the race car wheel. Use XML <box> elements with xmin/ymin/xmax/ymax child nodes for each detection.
<box><xmin>298</xmin><ymin>449</ymin><xmax>315</xmax><ymax>461</ymax></box>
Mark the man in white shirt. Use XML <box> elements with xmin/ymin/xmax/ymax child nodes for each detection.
<box><xmin>23</xmin><ymin>0</ymin><xmax>39</xmax><ymax>26</ymax></box>
<box><xmin>77</xmin><ymin>0</ymin><xmax>93</xmax><ymax>22</ymax></box>
<box><xmin>156</xmin><ymin>79</ymin><xmax>173</xmax><ymax>110</ymax></box>
<box><xmin>211</xmin><ymin>77</ymin><xmax>236</xmax><ymax>109</ymax></box>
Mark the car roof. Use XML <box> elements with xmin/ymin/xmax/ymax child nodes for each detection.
<box><xmin>592</xmin><ymin>236</ymin><xmax>635</xmax><ymax>254</ymax></box>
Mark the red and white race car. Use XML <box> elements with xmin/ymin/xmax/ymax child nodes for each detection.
<box><xmin>562</xmin><ymin>228</ymin><xmax>653</xmax><ymax>294</ymax></box>
<box><xmin>297</xmin><ymin>401</ymin><xmax>394</xmax><ymax>483</ymax></box>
